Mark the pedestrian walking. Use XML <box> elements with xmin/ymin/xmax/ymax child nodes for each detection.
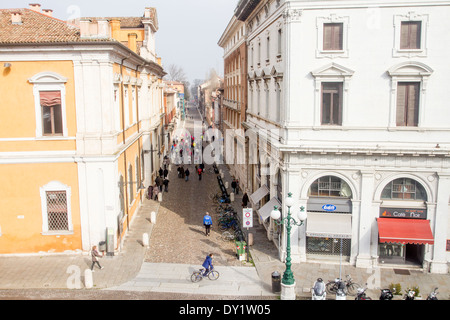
<box><xmin>180</xmin><ymin>166</ymin><xmax>185</xmax><ymax>179</ymax></box>
<box><xmin>203</xmin><ymin>212</ymin><xmax>212</xmax><ymax>236</ymax></box>
<box><xmin>159</xmin><ymin>167</ymin><xmax>163</xmax><ymax>177</ymax></box>
<box><xmin>90</xmin><ymin>245</ymin><xmax>104</xmax><ymax>271</ymax></box>
<box><xmin>153</xmin><ymin>183</ymin><xmax>159</xmax><ymax>200</ymax></box>
<box><xmin>197</xmin><ymin>167</ymin><xmax>202</xmax><ymax>180</ymax></box>
<box><xmin>231</xmin><ymin>178</ymin><xmax>237</xmax><ymax>194</ymax></box>
<box><xmin>155</xmin><ymin>176</ymin><xmax>163</xmax><ymax>192</ymax></box>
<box><xmin>163</xmin><ymin>168</ymin><xmax>168</xmax><ymax>179</ymax></box>
<box><xmin>185</xmin><ymin>168</ymin><xmax>190</xmax><ymax>181</ymax></box>
<box><xmin>147</xmin><ymin>185</ymin><xmax>153</xmax><ymax>200</ymax></box>
<box><xmin>242</xmin><ymin>192</ymin><xmax>249</xmax><ymax>208</ymax></box>
<box><xmin>236</xmin><ymin>179</ymin><xmax>240</xmax><ymax>194</ymax></box>
<box><xmin>177</xmin><ymin>166</ymin><xmax>181</xmax><ymax>178</ymax></box>
<box><xmin>163</xmin><ymin>177</ymin><xmax>169</xmax><ymax>192</ymax></box>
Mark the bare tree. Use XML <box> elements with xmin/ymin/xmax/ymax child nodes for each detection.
<box><xmin>165</xmin><ymin>64</ymin><xmax>187</xmax><ymax>83</ymax></box>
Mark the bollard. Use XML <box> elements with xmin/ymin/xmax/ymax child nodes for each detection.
<box><xmin>150</xmin><ymin>211</ymin><xmax>157</xmax><ymax>224</ymax></box>
<box><xmin>225</xmin><ymin>181</ymin><xmax>228</xmax><ymax>189</ymax></box>
<box><xmin>84</xmin><ymin>269</ymin><xmax>93</xmax><ymax>289</ymax></box>
<box><xmin>220</xmin><ymin>172</ymin><xmax>224</xmax><ymax>179</ymax></box>
<box><xmin>158</xmin><ymin>192</ymin><xmax>162</xmax><ymax>202</ymax></box>
<box><xmin>142</xmin><ymin>233</ymin><xmax>149</xmax><ymax>247</ymax></box>
<box><xmin>230</xmin><ymin>192</ymin><xmax>235</xmax><ymax>202</ymax></box>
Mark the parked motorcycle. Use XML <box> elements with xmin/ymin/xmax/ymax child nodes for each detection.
<box><xmin>379</xmin><ymin>288</ymin><xmax>395</xmax><ymax>300</ymax></box>
<box><xmin>311</xmin><ymin>278</ymin><xmax>327</xmax><ymax>300</ymax></box>
<box><xmin>403</xmin><ymin>288</ymin><xmax>416</xmax><ymax>300</ymax></box>
<box><xmin>427</xmin><ymin>288</ymin><xmax>439</xmax><ymax>300</ymax></box>
<box><xmin>335</xmin><ymin>278</ymin><xmax>347</xmax><ymax>300</ymax></box>
<box><xmin>355</xmin><ymin>285</ymin><xmax>372</xmax><ymax>300</ymax></box>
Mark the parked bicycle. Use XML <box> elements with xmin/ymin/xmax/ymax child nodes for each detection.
<box><xmin>326</xmin><ymin>274</ymin><xmax>362</xmax><ymax>296</ymax></box>
<box><xmin>218</xmin><ymin>217</ymin><xmax>239</xmax><ymax>231</ymax></box>
<box><xmin>190</xmin><ymin>267</ymin><xmax>220</xmax><ymax>282</ymax></box>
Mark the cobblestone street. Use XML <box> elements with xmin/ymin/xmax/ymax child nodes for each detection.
<box><xmin>144</xmin><ymin>106</ymin><xmax>253</xmax><ymax>268</ymax></box>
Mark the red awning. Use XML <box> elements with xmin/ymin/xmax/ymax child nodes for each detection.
<box><xmin>377</xmin><ymin>218</ymin><xmax>434</xmax><ymax>245</ymax></box>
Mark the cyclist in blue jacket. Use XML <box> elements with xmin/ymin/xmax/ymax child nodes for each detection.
<box><xmin>202</xmin><ymin>253</ymin><xmax>214</xmax><ymax>276</ymax></box>
<box><xmin>203</xmin><ymin>212</ymin><xmax>212</xmax><ymax>236</ymax></box>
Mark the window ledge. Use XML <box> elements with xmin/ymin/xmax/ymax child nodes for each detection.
<box><xmin>42</xmin><ymin>231</ymin><xmax>74</xmax><ymax>236</ymax></box>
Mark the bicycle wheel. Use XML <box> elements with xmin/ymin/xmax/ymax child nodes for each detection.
<box><xmin>347</xmin><ymin>283</ymin><xmax>362</xmax><ymax>296</ymax></box>
<box><xmin>326</xmin><ymin>282</ymin><xmax>337</xmax><ymax>295</ymax></box>
<box><xmin>208</xmin><ymin>270</ymin><xmax>220</xmax><ymax>280</ymax></box>
<box><xmin>219</xmin><ymin>222</ymin><xmax>229</xmax><ymax>231</ymax></box>
<box><xmin>221</xmin><ymin>231</ymin><xmax>234</xmax><ymax>242</ymax></box>
<box><xmin>191</xmin><ymin>271</ymin><xmax>202</xmax><ymax>283</ymax></box>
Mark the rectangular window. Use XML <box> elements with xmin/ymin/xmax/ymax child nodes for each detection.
<box><xmin>400</xmin><ymin>21</ymin><xmax>421</xmax><ymax>49</ymax></box>
<box><xmin>321</xmin><ymin>82</ymin><xmax>342</xmax><ymax>125</ymax></box>
<box><xmin>323</xmin><ymin>23</ymin><xmax>343</xmax><ymax>51</ymax></box>
<box><xmin>40</xmin><ymin>91</ymin><xmax>63</xmax><ymax>135</ymax></box>
<box><xmin>46</xmin><ymin>191</ymin><xmax>69</xmax><ymax>231</ymax></box>
<box><xmin>396</xmin><ymin>82</ymin><xmax>419</xmax><ymax>127</ymax></box>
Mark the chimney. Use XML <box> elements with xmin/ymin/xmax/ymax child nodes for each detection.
<box><xmin>42</xmin><ymin>9</ymin><xmax>53</xmax><ymax>17</ymax></box>
<box><xmin>29</xmin><ymin>3</ymin><xmax>41</xmax><ymax>13</ymax></box>
<box><xmin>110</xmin><ymin>19</ymin><xmax>121</xmax><ymax>41</ymax></box>
<box><xmin>79</xmin><ymin>19</ymin><xmax>92</xmax><ymax>38</ymax></box>
<box><xmin>97</xmin><ymin>19</ymin><xmax>110</xmax><ymax>39</ymax></box>
<box><xmin>11</xmin><ymin>12</ymin><xmax>22</xmax><ymax>25</ymax></box>
<box><xmin>144</xmin><ymin>7</ymin><xmax>152</xmax><ymax>18</ymax></box>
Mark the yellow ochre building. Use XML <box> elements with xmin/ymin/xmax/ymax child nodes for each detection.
<box><xmin>0</xmin><ymin>4</ymin><xmax>166</xmax><ymax>254</ymax></box>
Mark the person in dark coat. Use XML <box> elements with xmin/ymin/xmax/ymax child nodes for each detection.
<box><xmin>155</xmin><ymin>176</ymin><xmax>163</xmax><ymax>192</ymax></box>
<box><xmin>158</xmin><ymin>167</ymin><xmax>163</xmax><ymax>177</ymax></box>
<box><xmin>242</xmin><ymin>192</ymin><xmax>249</xmax><ymax>208</ymax></box>
<box><xmin>163</xmin><ymin>178</ymin><xmax>169</xmax><ymax>192</ymax></box>
<box><xmin>185</xmin><ymin>168</ymin><xmax>190</xmax><ymax>181</ymax></box>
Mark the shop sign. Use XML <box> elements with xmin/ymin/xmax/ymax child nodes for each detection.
<box><xmin>380</xmin><ymin>207</ymin><xmax>427</xmax><ymax>219</ymax></box>
<box><xmin>322</xmin><ymin>204</ymin><xmax>337</xmax><ymax>212</ymax></box>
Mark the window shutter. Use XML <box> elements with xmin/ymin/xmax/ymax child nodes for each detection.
<box><xmin>400</xmin><ymin>21</ymin><xmax>421</xmax><ymax>49</ymax></box>
<box><xmin>397</xmin><ymin>82</ymin><xmax>419</xmax><ymax>126</ymax></box>
<box><xmin>396</xmin><ymin>83</ymin><xmax>407</xmax><ymax>126</ymax></box>
<box><xmin>407</xmin><ymin>83</ymin><xmax>419</xmax><ymax>126</ymax></box>
<box><xmin>323</xmin><ymin>23</ymin><xmax>343</xmax><ymax>50</ymax></box>
<box><xmin>323</xmin><ymin>24</ymin><xmax>333</xmax><ymax>50</ymax></box>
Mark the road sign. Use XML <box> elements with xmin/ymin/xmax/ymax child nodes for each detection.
<box><xmin>243</xmin><ymin>208</ymin><xmax>253</xmax><ymax>229</ymax></box>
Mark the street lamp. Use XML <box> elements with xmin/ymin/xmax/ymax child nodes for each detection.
<box><xmin>270</xmin><ymin>192</ymin><xmax>307</xmax><ymax>300</ymax></box>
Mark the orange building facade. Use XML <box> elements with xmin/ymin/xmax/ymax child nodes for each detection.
<box><xmin>0</xmin><ymin>5</ymin><xmax>165</xmax><ymax>254</ymax></box>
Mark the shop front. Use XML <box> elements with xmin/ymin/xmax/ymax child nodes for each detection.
<box><xmin>377</xmin><ymin>178</ymin><xmax>434</xmax><ymax>266</ymax></box>
<box><xmin>377</xmin><ymin>208</ymin><xmax>434</xmax><ymax>265</ymax></box>
<box><xmin>305</xmin><ymin>195</ymin><xmax>353</xmax><ymax>261</ymax></box>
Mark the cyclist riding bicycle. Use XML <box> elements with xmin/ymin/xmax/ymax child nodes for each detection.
<box><xmin>202</xmin><ymin>253</ymin><xmax>214</xmax><ymax>276</ymax></box>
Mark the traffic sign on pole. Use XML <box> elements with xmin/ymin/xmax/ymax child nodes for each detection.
<box><xmin>243</xmin><ymin>208</ymin><xmax>253</xmax><ymax>229</ymax></box>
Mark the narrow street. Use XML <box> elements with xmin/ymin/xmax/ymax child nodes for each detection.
<box><xmin>144</xmin><ymin>104</ymin><xmax>252</xmax><ymax>267</ymax></box>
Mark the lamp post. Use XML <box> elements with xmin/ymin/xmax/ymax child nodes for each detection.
<box><xmin>271</xmin><ymin>192</ymin><xmax>307</xmax><ymax>300</ymax></box>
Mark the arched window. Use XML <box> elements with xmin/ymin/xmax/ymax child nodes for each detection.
<box><xmin>29</xmin><ymin>72</ymin><xmax>68</xmax><ymax>137</ymax></box>
<box><xmin>308</xmin><ymin>175</ymin><xmax>352</xmax><ymax>198</ymax></box>
<box><xmin>381</xmin><ymin>178</ymin><xmax>427</xmax><ymax>201</ymax></box>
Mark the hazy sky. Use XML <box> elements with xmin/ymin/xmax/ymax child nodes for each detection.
<box><xmin>2</xmin><ymin>0</ymin><xmax>238</xmax><ymax>83</ymax></box>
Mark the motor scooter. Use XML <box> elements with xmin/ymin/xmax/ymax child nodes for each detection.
<box><xmin>379</xmin><ymin>287</ymin><xmax>395</xmax><ymax>300</ymax></box>
<box><xmin>427</xmin><ymin>288</ymin><xmax>439</xmax><ymax>300</ymax></box>
<box><xmin>335</xmin><ymin>278</ymin><xmax>347</xmax><ymax>300</ymax></box>
<box><xmin>311</xmin><ymin>278</ymin><xmax>327</xmax><ymax>300</ymax></box>
<box><xmin>355</xmin><ymin>285</ymin><xmax>372</xmax><ymax>300</ymax></box>
<box><xmin>403</xmin><ymin>288</ymin><xmax>415</xmax><ymax>300</ymax></box>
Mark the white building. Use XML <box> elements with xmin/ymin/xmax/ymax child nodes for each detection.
<box><xmin>236</xmin><ymin>0</ymin><xmax>450</xmax><ymax>273</ymax></box>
